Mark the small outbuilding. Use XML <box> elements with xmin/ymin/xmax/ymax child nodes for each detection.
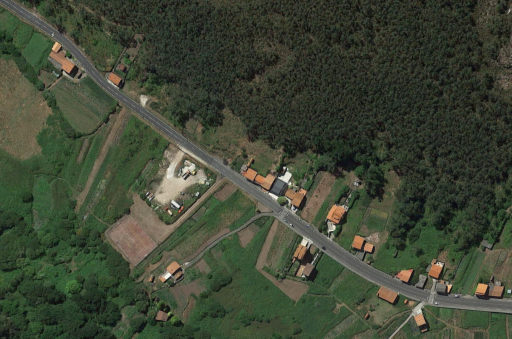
<box><xmin>363</xmin><ymin>243</ymin><xmax>374</xmax><ymax>254</ymax></box>
<box><xmin>415</xmin><ymin>274</ymin><xmax>427</xmax><ymax>289</ymax></box>
<box><xmin>52</xmin><ymin>42</ymin><xmax>62</xmax><ymax>53</ymax></box>
<box><xmin>155</xmin><ymin>311</ymin><xmax>169</xmax><ymax>322</ymax></box>
<box><xmin>302</xmin><ymin>263</ymin><xmax>315</xmax><ymax>279</ymax></box>
<box><xmin>293</xmin><ymin>244</ymin><xmax>308</xmax><ymax>261</ymax></box>
<box><xmin>117</xmin><ymin>63</ymin><xmax>127</xmax><ymax>72</ymax></box>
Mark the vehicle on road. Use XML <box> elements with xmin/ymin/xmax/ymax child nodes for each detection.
<box><xmin>454</xmin><ymin>295</ymin><xmax>460</xmax><ymax>298</ymax></box>
<box><xmin>322</xmin><ymin>246</ymin><xmax>326</xmax><ymax>250</ymax></box>
<box><xmin>434</xmin><ymin>302</ymin><xmax>439</xmax><ymax>305</ymax></box>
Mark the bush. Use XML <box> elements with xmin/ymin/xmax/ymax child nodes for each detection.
<box><xmin>277</xmin><ymin>196</ymin><xmax>287</xmax><ymax>206</ymax></box>
<box><xmin>65</xmin><ymin>280</ymin><xmax>82</xmax><ymax>294</ymax></box>
<box><xmin>150</xmin><ymin>253</ymin><xmax>163</xmax><ymax>264</ymax></box>
<box><xmin>334</xmin><ymin>185</ymin><xmax>350</xmax><ymax>203</ymax></box>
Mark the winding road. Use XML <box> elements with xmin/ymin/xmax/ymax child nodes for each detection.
<box><xmin>3</xmin><ymin>0</ymin><xmax>512</xmax><ymax>314</ymax></box>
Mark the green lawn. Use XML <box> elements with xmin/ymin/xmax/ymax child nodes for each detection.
<box><xmin>13</xmin><ymin>24</ymin><xmax>33</xmax><ymax>49</ymax></box>
<box><xmin>366</xmin><ymin>213</ymin><xmax>387</xmax><ymax>233</ymax></box>
<box><xmin>0</xmin><ymin>11</ymin><xmax>20</xmax><ymax>35</ymax></box>
<box><xmin>22</xmin><ymin>32</ymin><xmax>52</xmax><ymax>71</ymax></box>
<box><xmin>459</xmin><ymin>310</ymin><xmax>489</xmax><ymax>329</ymax></box>
<box><xmin>489</xmin><ymin>313</ymin><xmax>507</xmax><ymax>339</ymax></box>
<box><xmin>52</xmin><ymin>77</ymin><xmax>117</xmax><ymax>134</ymax></box>
<box><xmin>314</xmin><ymin>254</ymin><xmax>344</xmax><ymax>289</ymax></box>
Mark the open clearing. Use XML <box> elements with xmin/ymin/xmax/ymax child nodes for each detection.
<box><xmin>301</xmin><ymin>172</ymin><xmax>336</xmax><ymax>222</ymax></box>
<box><xmin>170</xmin><ymin>280</ymin><xmax>206</xmax><ymax>311</ymax></box>
<box><xmin>0</xmin><ymin>59</ymin><xmax>51</xmax><ymax>159</ymax></box>
<box><xmin>152</xmin><ymin>145</ymin><xmax>207</xmax><ymax>205</ymax></box>
<box><xmin>131</xmin><ymin>194</ymin><xmax>178</xmax><ymax>244</ymax></box>
<box><xmin>214</xmin><ymin>183</ymin><xmax>236</xmax><ymax>201</ymax></box>
<box><xmin>238</xmin><ymin>224</ymin><xmax>259</xmax><ymax>248</ymax></box>
<box><xmin>51</xmin><ymin>77</ymin><xmax>116</xmax><ymax>134</ymax></box>
<box><xmin>106</xmin><ymin>214</ymin><xmax>157</xmax><ymax>266</ymax></box>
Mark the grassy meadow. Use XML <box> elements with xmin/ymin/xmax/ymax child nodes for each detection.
<box><xmin>52</xmin><ymin>77</ymin><xmax>117</xmax><ymax>134</ymax></box>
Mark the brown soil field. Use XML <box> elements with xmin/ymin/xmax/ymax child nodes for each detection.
<box><xmin>301</xmin><ymin>172</ymin><xmax>336</xmax><ymax>222</ymax></box>
<box><xmin>214</xmin><ymin>183</ymin><xmax>236</xmax><ymax>201</ymax></box>
<box><xmin>265</xmin><ymin>222</ymin><xmax>296</xmax><ymax>271</ymax></box>
<box><xmin>106</xmin><ymin>215</ymin><xmax>157</xmax><ymax>266</ymax></box>
<box><xmin>195</xmin><ymin>259</ymin><xmax>211</xmax><ymax>274</ymax></box>
<box><xmin>238</xmin><ymin>224</ymin><xmax>259</xmax><ymax>248</ymax></box>
<box><xmin>256</xmin><ymin>220</ymin><xmax>309</xmax><ymax>301</ymax></box>
<box><xmin>0</xmin><ymin>59</ymin><xmax>51</xmax><ymax>159</ymax></box>
<box><xmin>170</xmin><ymin>280</ymin><xmax>205</xmax><ymax>311</ymax></box>
<box><xmin>76</xmin><ymin>138</ymin><xmax>90</xmax><ymax>164</ymax></box>
<box><xmin>131</xmin><ymin>194</ymin><xmax>178</xmax><ymax>244</ymax></box>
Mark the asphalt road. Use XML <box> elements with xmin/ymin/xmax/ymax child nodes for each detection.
<box><xmin>3</xmin><ymin>0</ymin><xmax>512</xmax><ymax>314</ymax></box>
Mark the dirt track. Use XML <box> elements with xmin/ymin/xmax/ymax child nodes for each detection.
<box><xmin>76</xmin><ymin>108</ymin><xmax>129</xmax><ymax>210</ymax></box>
<box><xmin>256</xmin><ymin>219</ymin><xmax>309</xmax><ymax>302</ymax></box>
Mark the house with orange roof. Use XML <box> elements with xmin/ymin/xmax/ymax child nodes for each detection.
<box><xmin>327</xmin><ymin>205</ymin><xmax>346</xmax><ymax>224</ymax></box>
<box><xmin>159</xmin><ymin>261</ymin><xmax>184</xmax><ymax>283</ymax></box>
<box><xmin>285</xmin><ymin>189</ymin><xmax>296</xmax><ymax>200</ymax></box>
<box><xmin>49</xmin><ymin>50</ymin><xmax>77</xmax><ymax>76</ymax></box>
<box><xmin>108</xmin><ymin>73</ymin><xmax>123</xmax><ymax>87</ymax></box>
<box><xmin>243</xmin><ymin>168</ymin><xmax>258</xmax><ymax>182</ymax></box>
<box><xmin>475</xmin><ymin>283</ymin><xmax>489</xmax><ymax>298</ymax></box>
<box><xmin>396</xmin><ymin>269</ymin><xmax>414</xmax><ymax>283</ymax></box>
<box><xmin>363</xmin><ymin>243</ymin><xmax>374</xmax><ymax>253</ymax></box>
<box><xmin>293</xmin><ymin>244</ymin><xmax>308</xmax><ymax>261</ymax></box>
<box><xmin>291</xmin><ymin>192</ymin><xmax>306</xmax><ymax>209</ymax></box>
<box><xmin>489</xmin><ymin>285</ymin><xmax>504</xmax><ymax>298</ymax></box>
<box><xmin>428</xmin><ymin>260</ymin><xmax>444</xmax><ymax>279</ymax></box>
<box><xmin>255</xmin><ymin>175</ymin><xmax>265</xmax><ymax>185</ymax></box>
<box><xmin>352</xmin><ymin>235</ymin><xmax>365</xmax><ymax>251</ymax></box>
<box><xmin>414</xmin><ymin>314</ymin><xmax>428</xmax><ymax>332</ymax></box>
<box><xmin>261</xmin><ymin>174</ymin><xmax>276</xmax><ymax>191</ymax></box>
<box><xmin>376</xmin><ymin>286</ymin><xmax>398</xmax><ymax>304</ymax></box>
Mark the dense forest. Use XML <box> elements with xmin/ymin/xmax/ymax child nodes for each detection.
<box><xmin>25</xmin><ymin>1</ymin><xmax>512</xmax><ymax>247</ymax></box>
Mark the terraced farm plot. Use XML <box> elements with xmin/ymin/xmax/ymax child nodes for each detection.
<box><xmin>22</xmin><ymin>33</ymin><xmax>52</xmax><ymax>71</ymax></box>
<box><xmin>32</xmin><ymin>176</ymin><xmax>53</xmax><ymax>229</ymax></box>
<box><xmin>0</xmin><ymin>59</ymin><xmax>51</xmax><ymax>159</ymax></box>
<box><xmin>52</xmin><ymin>77</ymin><xmax>116</xmax><ymax>133</ymax></box>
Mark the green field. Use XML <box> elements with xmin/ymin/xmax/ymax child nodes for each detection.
<box><xmin>460</xmin><ymin>310</ymin><xmax>489</xmax><ymax>329</ymax></box>
<box><xmin>459</xmin><ymin>250</ymin><xmax>486</xmax><ymax>294</ymax></box>
<box><xmin>13</xmin><ymin>24</ymin><xmax>33</xmax><ymax>49</ymax></box>
<box><xmin>489</xmin><ymin>313</ymin><xmax>507</xmax><ymax>339</ymax></box>
<box><xmin>52</xmin><ymin>77</ymin><xmax>117</xmax><ymax>134</ymax></box>
<box><xmin>32</xmin><ymin>176</ymin><xmax>53</xmax><ymax>229</ymax></box>
<box><xmin>22</xmin><ymin>32</ymin><xmax>52</xmax><ymax>71</ymax></box>
<box><xmin>147</xmin><ymin>225</ymin><xmax>349</xmax><ymax>338</ymax></box>
<box><xmin>0</xmin><ymin>11</ymin><xmax>20</xmax><ymax>35</ymax></box>
<box><xmin>90</xmin><ymin>117</ymin><xmax>168</xmax><ymax>223</ymax></box>
<box><xmin>337</xmin><ymin>198</ymin><xmax>366</xmax><ymax>249</ymax></box>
